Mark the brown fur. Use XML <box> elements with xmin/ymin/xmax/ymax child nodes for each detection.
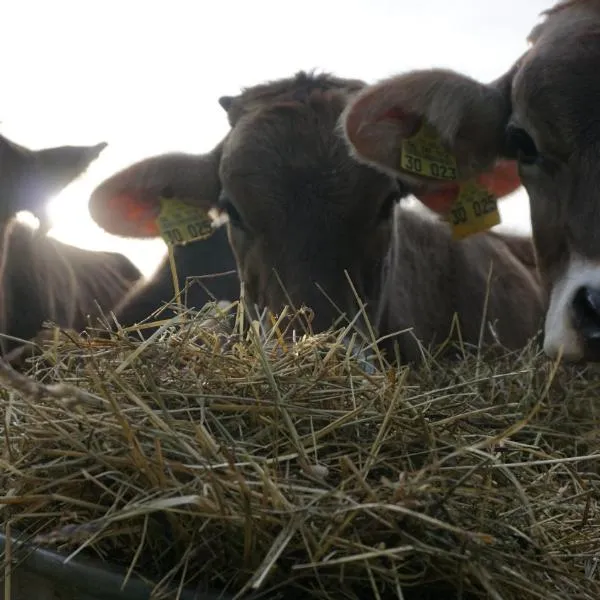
<box><xmin>543</xmin><ymin>0</ymin><xmax>600</xmax><ymax>17</ymax></box>
<box><xmin>219</xmin><ymin>90</ymin><xmax>543</xmax><ymax>360</ymax></box>
<box><xmin>90</xmin><ymin>72</ymin><xmax>368</xmax><ymax>336</ymax></box>
<box><xmin>487</xmin><ymin>231</ymin><xmax>540</xmax><ymax>275</ymax></box>
<box><xmin>339</xmin><ymin>2</ymin><xmax>600</xmax><ymax>362</ymax></box>
<box><xmin>0</xmin><ymin>224</ymin><xmax>141</xmax><ymax>354</ymax></box>
<box><xmin>218</xmin><ymin>70</ymin><xmax>366</xmax><ymax>126</ymax></box>
<box><xmin>513</xmin><ymin>4</ymin><xmax>600</xmax><ymax>277</ymax></box>
<box><xmin>89</xmin><ymin>73</ymin><xmax>544</xmax><ymax>363</ymax></box>
<box><xmin>0</xmin><ymin>133</ymin><xmax>142</xmax><ymax>354</ymax></box>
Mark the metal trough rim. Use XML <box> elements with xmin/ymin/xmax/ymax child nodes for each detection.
<box><xmin>0</xmin><ymin>532</ymin><xmax>233</xmax><ymax>600</ymax></box>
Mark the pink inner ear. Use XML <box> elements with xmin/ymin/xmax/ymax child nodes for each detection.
<box><xmin>377</xmin><ymin>108</ymin><xmax>422</xmax><ymax>138</ymax></box>
<box><xmin>344</xmin><ymin>89</ymin><xmax>425</xmax><ymax>170</ymax></box>
<box><xmin>347</xmin><ymin>91</ymin><xmax>421</xmax><ymax>138</ymax></box>
<box><xmin>100</xmin><ymin>192</ymin><xmax>161</xmax><ymax>237</ymax></box>
<box><xmin>381</xmin><ymin>107</ymin><xmax>408</xmax><ymax>120</ymax></box>
<box><xmin>413</xmin><ymin>160</ymin><xmax>522</xmax><ymax>216</ymax></box>
<box><xmin>414</xmin><ymin>183</ymin><xmax>460</xmax><ymax>214</ymax></box>
<box><xmin>476</xmin><ymin>160</ymin><xmax>521</xmax><ymax>198</ymax></box>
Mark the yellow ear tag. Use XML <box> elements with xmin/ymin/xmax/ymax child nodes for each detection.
<box><xmin>447</xmin><ymin>180</ymin><xmax>501</xmax><ymax>240</ymax></box>
<box><xmin>156</xmin><ymin>197</ymin><xmax>215</xmax><ymax>246</ymax></box>
<box><xmin>400</xmin><ymin>121</ymin><xmax>459</xmax><ymax>181</ymax></box>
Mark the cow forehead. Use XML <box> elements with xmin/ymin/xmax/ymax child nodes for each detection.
<box><xmin>512</xmin><ymin>7</ymin><xmax>600</xmax><ymax>152</ymax></box>
<box><xmin>236</xmin><ymin>72</ymin><xmax>365</xmax><ymax>111</ymax></box>
<box><xmin>220</xmin><ymin>93</ymin><xmax>390</xmax><ymax>217</ymax></box>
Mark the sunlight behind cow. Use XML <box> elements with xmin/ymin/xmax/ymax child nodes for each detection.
<box><xmin>5</xmin><ymin>0</ymin><xmax>551</xmax><ymax>277</ymax></box>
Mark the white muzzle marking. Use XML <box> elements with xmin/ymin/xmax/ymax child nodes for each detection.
<box><xmin>543</xmin><ymin>255</ymin><xmax>600</xmax><ymax>361</ymax></box>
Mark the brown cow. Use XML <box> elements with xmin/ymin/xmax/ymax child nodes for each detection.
<box><xmin>89</xmin><ymin>72</ymin><xmax>366</xmax><ymax>335</ymax></box>
<box><xmin>0</xmin><ymin>133</ymin><xmax>142</xmax><ymax>354</ymax></box>
<box><xmin>87</xmin><ymin>72</ymin><xmax>543</xmax><ymax>363</ymax></box>
<box><xmin>338</xmin><ymin>1</ymin><xmax>600</xmax><ymax>362</ymax></box>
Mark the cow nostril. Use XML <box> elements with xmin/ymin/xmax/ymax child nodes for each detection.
<box><xmin>572</xmin><ymin>286</ymin><xmax>600</xmax><ymax>341</ymax></box>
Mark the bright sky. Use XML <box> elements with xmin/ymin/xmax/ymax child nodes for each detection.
<box><xmin>2</xmin><ymin>0</ymin><xmax>553</xmax><ymax>278</ymax></box>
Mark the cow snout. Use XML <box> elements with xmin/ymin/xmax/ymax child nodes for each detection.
<box><xmin>572</xmin><ymin>286</ymin><xmax>600</xmax><ymax>359</ymax></box>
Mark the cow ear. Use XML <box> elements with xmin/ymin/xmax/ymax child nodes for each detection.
<box><xmin>34</xmin><ymin>142</ymin><xmax>108</xmax><ymax>193</ymax></box>
<box><xmin>0</xmin><ymin>136</ymin><xmax>106</xmax><ymax>230</ymax></box>
<box><xmin>218</xmin><ymin>95</ymin><xmax>236</xmax><ymax>111</ymax></box>
<box><xmin>412</xmin><ymin>160</ymin><xmax>522</xmax><ymax>215</ymax></box>
<box><xmin>341</xmin><ymin>68</ymin><xmax>512</xmax><ymax>186</ymax></box>
<box><xmin>7</xmin><ymin>141</ymin><xmax>107</xmax><ymax>221</ymax></box>
<box><xmin>218</xmin><ymin>94</ymin><xmax>243</xmax><ymax>126</ymax></box>
<box><xmin>90</xmin><ymin>186</ymin><xmax>163</xmax><ymax>238</ymax></box>
<box><xmin>89</xmin><ymin>144</ymin><xmax>223</xmax><ymax>239</ymax></box>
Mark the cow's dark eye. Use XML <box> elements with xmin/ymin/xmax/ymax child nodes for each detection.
<box><xmin>506</xmin><ymin>126</ymin><xmax>539</xmax><ymax>165</ymax></box>
<box><xmin>378</xmin><ymin>190</ymin><xmax>399</xmax><ymax>222</ymax></box>
<box><xmin>217</xmin><ymin>193</ymin><xmax>244</xmax><ymax>228</ymax></box>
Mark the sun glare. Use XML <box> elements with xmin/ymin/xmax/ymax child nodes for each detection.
<box><xmin>4</xmin><ymin>0</ymin><xmax>550</xmax><ymax>279</ymax></box>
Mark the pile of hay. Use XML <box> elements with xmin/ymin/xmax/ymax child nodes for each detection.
<box><xmin>1</xmin><ymin>302</ymin><xmax>600</xmax><ymax>600</ymax></box>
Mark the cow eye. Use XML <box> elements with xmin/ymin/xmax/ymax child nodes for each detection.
<box><xmin>217</xmin><ymin>193</ymin><xmax>244</xmax><ymax>228</ymax></box>
<box><xmin>505</xmin><ymin>126</ymin><xmax>539</xmax><ymax>165</ymax></box>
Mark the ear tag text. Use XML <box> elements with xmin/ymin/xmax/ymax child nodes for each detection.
<box><xmin>446</xmin><ymin>180</ymin><xmax>501</xmax><ymax>240</ymax></box>
<box><xmin>400</xmin><ymin>121</ymin><xmax>459</xmax><ymax>181</ymax></box>
<box><xmin>156</xmin><ymin>197</ymin><xmax>215</xmax><ymax>246</ymax></box>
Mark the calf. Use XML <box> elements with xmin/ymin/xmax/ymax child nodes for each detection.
<box><xmin>0</xmin><ymin>134</ymin><xmax>142</xmax><ymax>354</ymax></box>
<box><xmin>90</xmin><ymin>72</ymin><xmax>366</xmax><ymax>334</ymax></box>
<box><xmin>337</xmin><ymin>1</ymin><xmax>600</xmax><ymax>362</ymax></box>
<box><xmin>88</xmin><ymin>72</ymin><xmax>543</xmax><ymax>363</ymax></box>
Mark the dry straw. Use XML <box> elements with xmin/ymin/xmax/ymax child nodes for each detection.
<box><xmin>1</xmin><ymin>298</ymin><xmax>600</xmax><ymax>600</ymax></box>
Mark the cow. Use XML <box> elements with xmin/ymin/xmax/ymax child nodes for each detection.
<box><xmin>0</xmin><ymin>133</ymin><xmax>142</xmax><ymax>355</ymax></box>
<box><xmin>90</xmin><ymin>72</ymin><xmax>367</xmax><ymax>335</ymax></box>
<box><xmin>336</xmin><ymin>1</ymin><xmax>600</xmax><ymax>363</ymax></box>
<box><xmin>87</xmin><ymin>72</ymin><xmax>544</xmax><ymax>364</ymax></box>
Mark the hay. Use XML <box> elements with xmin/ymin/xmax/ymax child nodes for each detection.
<box><xmin>1</xmin><ymin>301</ymin><xmax>600</xmax><ymax>600</ymax></box>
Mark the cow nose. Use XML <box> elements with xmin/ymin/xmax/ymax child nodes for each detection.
<box><xmin>572</xmin><ymin>286</ymin><xmax>600</xmax><ymax>354</ymax></box>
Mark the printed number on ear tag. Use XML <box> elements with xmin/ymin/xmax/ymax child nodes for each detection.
<box><xmin>447</xmin><ymin>181</ymin><xmax>501</xmax><ymax>240</ymax></box>
<box><xmin>156</xmin><ymin>197</ymin><xmax>215</xmax><ymax>246</ymax></box>
<box><xmin>400</xmin><ymin>121</ymin><xmax>459</xmax><ymax>181</ymax></box>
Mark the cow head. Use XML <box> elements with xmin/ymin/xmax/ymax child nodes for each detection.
<box><xmin>89</xmin><ymin>71</ymin><xmax>523</xmax><ymax>340</ymax></box>
<box><xmin>340</xmin><ymin>0</ymin><xmax>600</xmax><ymax>363</ymax></box>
